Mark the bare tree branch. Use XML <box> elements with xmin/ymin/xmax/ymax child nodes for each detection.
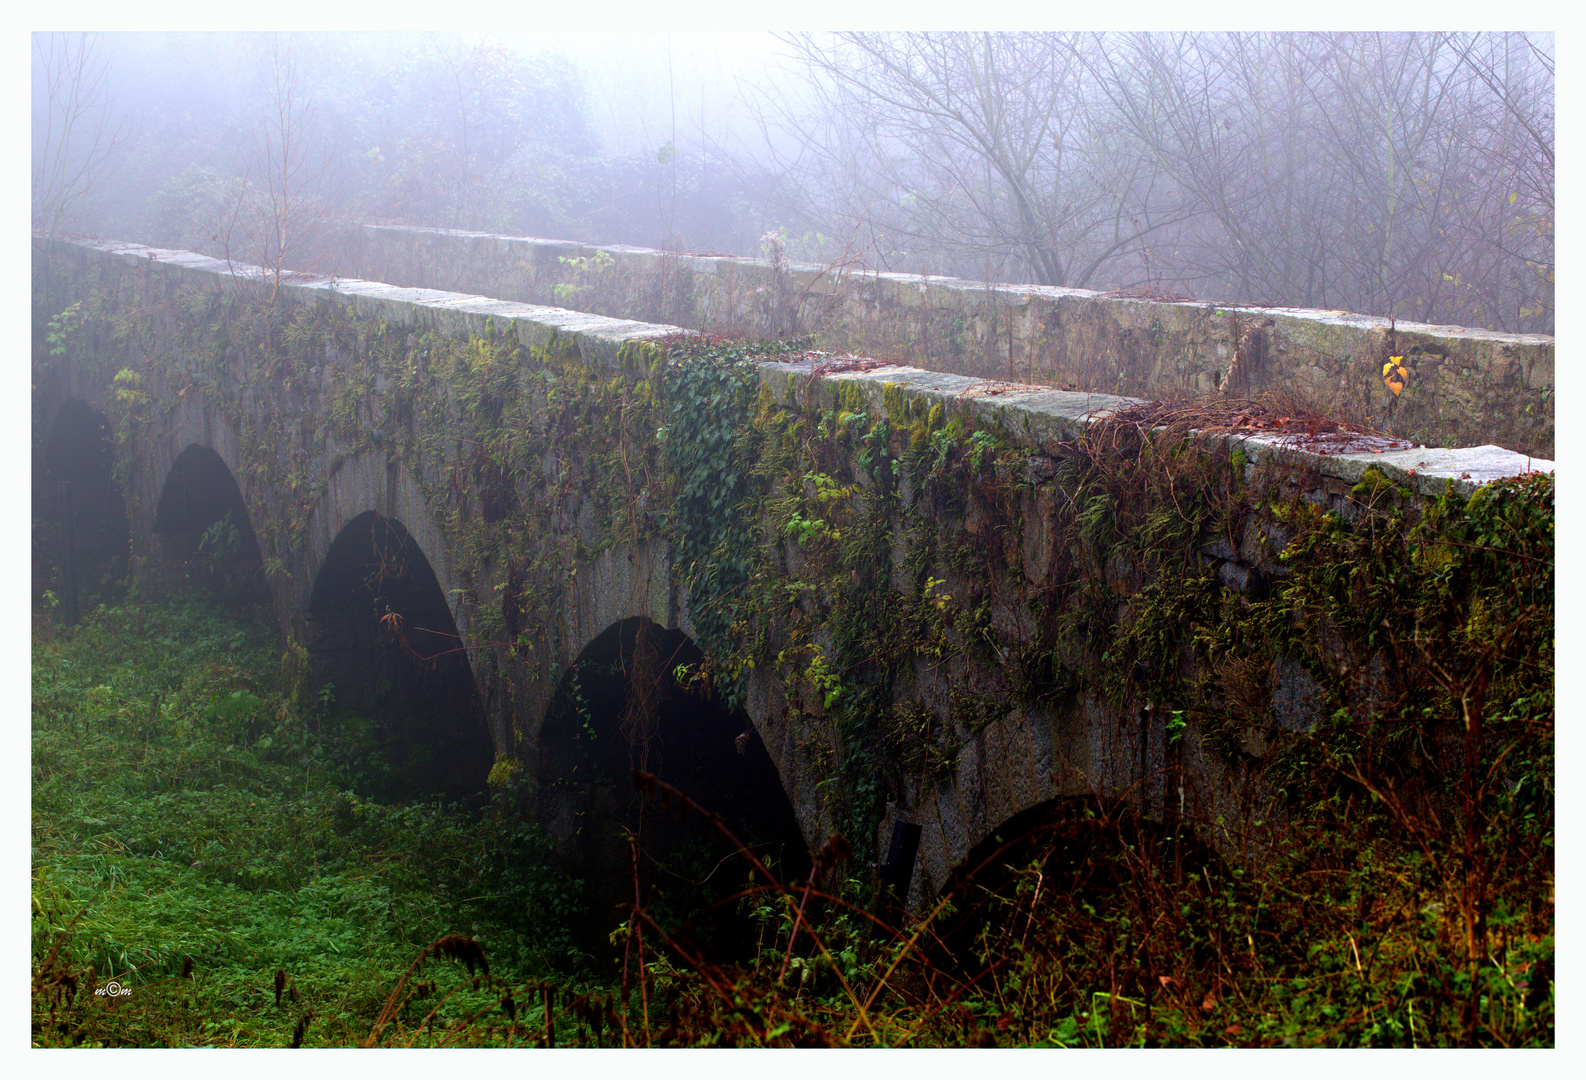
<box><xmin>32</xmin><ymin>32</ymin><xmax>132</xmax><ymax>241</ymax></box>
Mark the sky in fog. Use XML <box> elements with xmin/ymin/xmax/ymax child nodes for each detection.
<box><xmin>495</xmin><ymin>32</ymin><xmax>784</xmax><ymax>155</ymax></box>
<box><xmin>59</xmin><ymin>27</ymin><xmax>789</xmax><ymax>157</ymax></box>
<box><xmin>22</xmin><ymin>0</ymin><xmax>1536</xmax><ymax>172</ymax></box>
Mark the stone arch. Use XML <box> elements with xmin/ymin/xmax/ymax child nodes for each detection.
<box><xmin>303</xmin><ymin>508</ymin><xmax>493</xmax><ymax>799</ymax></box>
<box><xmin>535</xmin><ymin>614</ymin><xmax>810</xmax><ymax>952</ymax></box>
<box><xmin>130</xmin><ymin>392</ymin><xmax>273</xmax><ymax>617</ymax></box>
<box><xmin>889</xmin><ymin>687</ymin><xmax>1161</xmax><ymax>913</ymax></box>
<box><xmin>150</xmin><ymin>443</ymin><xmax>268</xmax><ymax>604</ymax></box>
<box><xmin>520</xmin><ymin>540</ymin><xmax>810</xmax><ymax>831</ymax></box>
<box><xmin>923</xmin><ymin>792</ymin><xmax>1196</xmax><ymax>968</ymax></box>
<box><xmin>295</xmin><ymin>450</ymin><xmax>457</xmax><ymax>620</ymax></box>
<box><xmin>35</xmin><ymin>397</ymin><xmax>129</xmax><ymax>606</ymax></box>
<box><xmin>517</xmin><ymin>539</ymin><xmax>691</xmax><ymax>760</ymax></box>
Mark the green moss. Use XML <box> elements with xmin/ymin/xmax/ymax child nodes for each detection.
<box><xmin>486</xmin><ymin>753</ymin><xmax>517</xmax><ymax>787</ymax></box>
<box><xmin>1350</xmin><ymin>466</ymin><xmax>1402</xmax><ymax>500</ymax></box>
<box><xmin>882</xmin><ymin>381</ymin><xmax>908</xmax><ymax>418</ymax></box>
<box><xmin>836</xmin><ymin>379</ymin><xmax>866</xmax><ymax>415</ymax></box>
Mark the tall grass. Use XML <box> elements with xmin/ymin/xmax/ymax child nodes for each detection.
<box><xmin>352</xmin><ymin>771</ymin><xmax>1552</xmax><ymax>1048</ymax></box>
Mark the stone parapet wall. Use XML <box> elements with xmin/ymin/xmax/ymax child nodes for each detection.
<box><xmin>330</xmin><ymin>224</ymin><xmax>1555</xmax><ymax>458</ymax></box>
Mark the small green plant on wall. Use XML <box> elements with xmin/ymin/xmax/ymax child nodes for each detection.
<box><xmin>553</xmin><ymin>250</ymin><xmax>615</xmax><ymax>305</ymax></box>
<box><xmin>47</xmin><ymin>302</ymin><xmax>83</xmax><ymax>356</ymax></box>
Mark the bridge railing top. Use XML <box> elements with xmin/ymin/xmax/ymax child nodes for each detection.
<box><xmin>756</xmin><ymin>358</ymin><xmax>1552</xmax><ymax>502</ymax></box>
<box><xmin>40</xmin><ymin>235</ymin><xmax>1553</xmax><ymax>500</ymax></box>
<box><xmin>358</xmin><ymin>224</ymin><xmax>1556</xmax><ymax>347</ymax></box>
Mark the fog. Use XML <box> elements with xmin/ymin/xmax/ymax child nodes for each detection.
<box><xmin>502</xmin><ymin>32</ymin><xmax>784</xmax><ymax>156</ymax></box>
<box><xmin>33</xmin><ymin>30</ymin><xmax>1553</xmax><ymax>334</ymax></box>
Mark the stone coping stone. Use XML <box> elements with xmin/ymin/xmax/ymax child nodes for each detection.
<box><xmin>355</xmin><ymin>224</ymin><xmax>1554</xmax><ymax>349</ymax></box>
<box><xmin>1230</xmin><ymin>438</ymin><xmax>1551</xmax><ymax>499</ymax></box>
<box><xmin>763</xmin><ymin>360</ymin><xmax>1553</xmax><ymax>501</ymax></box>
<box><xmin>57</xmin><ymin>236</ymin><xmax>688</xmax><ymax>354</ymax></box>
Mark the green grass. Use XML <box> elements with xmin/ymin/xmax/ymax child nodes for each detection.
<box><xmin>31</xmin><ymin>599</ymin><xmax>585</xmax><ymax>1047</ymax></box>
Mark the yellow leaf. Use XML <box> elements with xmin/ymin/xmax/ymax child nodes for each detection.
<box><xmin>1382</xmin><ymin>358</ymin><xmax>1408</xmax><ymax>397</ymax></box>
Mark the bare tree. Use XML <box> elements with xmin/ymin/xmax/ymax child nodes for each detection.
<box><xmin>750</xmin><ymin>32</ymin><xmax>1195</xmax><ymax>289</ymax></box>
<box><xmin>32</xmin><ymin>32</ymin><xmax>131</xmax><ymax>242</ymax></box>
<box><xmin>1075</xmin><ymin>31</ymin><xmax>1552</xmax><ymax>331</ymax></box>
<box><xmin>220</xmin><ymin>35</ymin><xmax>343</xmax><ymax>299</ymax></box>
<box><xmin>1437</xmin><ymin>32</ymin><xmax>1554</xmax><ymax>333</ymax></box>
<box><xmin>746</xmin><ymin>31</ymin><xmax>1551</xmax><ymax>335</ymax></box>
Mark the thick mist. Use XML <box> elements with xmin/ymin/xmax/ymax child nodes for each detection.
<box><xmin>33</xmin><ymin>30</ymin><xmax>1553</xmax><ymax>335</ymax></box>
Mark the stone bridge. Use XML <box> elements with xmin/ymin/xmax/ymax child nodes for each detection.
<box><xmin>32</xmin><ymin>235</ymin><xmax>1553</xmax><ymax>920</ymax></box>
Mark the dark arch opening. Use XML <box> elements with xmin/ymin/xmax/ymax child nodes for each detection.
<box><xmin>305</xmin><ymin>510</ymin><xmax>492</xmax><ymax>800</ymax></box>
<box><xmin>928</xmin><ymin>796</ymin><xmax>1225</xmax><ymax>977</ymax></box>
<box><xmin>33</xmin><ymin>398</ymin><xmax>130</xmax><ymax>607</ymax></box>
<box><xmin>152</xmin><ymin>443</ymin><xmax>268</xmax><ymax>606</ymax></box>
<box><xmin>538</xmin><ymin>617</ymin><xmax>811</xmax><ymax>958</ymax></box>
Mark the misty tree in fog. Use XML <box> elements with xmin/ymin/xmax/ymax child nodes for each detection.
<box><xmin>1440</xmin><ymin>33</ymin><xmax>1554</xmax><ymax>332</ymax></box>
<box><xmin>751</xmin><ymin>31</ymin><xmax>1551</xmax><ymax>335</ymax></box>
<box><xmin>345</xmin><ymin>38</ymin><xmax>598</xmax><ymax>233</ymax></box>
<box><xmin>217</xmin><ymin>37</ymin><xmax>345</xmax><ymax>297</ymax></box>
<box><xmin>1085</xmin><ymin>31</ymin><xmax>1552</xmax><ymax>332</ymax></box>
<box><xmin>32</xmin><ymin>33</ymin><xmax>131</xmax><ymax>242</ymax></box>
<box><xmin>282</xmin><ymin>34</ymin><xmax>746</xmax><ymax>251</ymax></box>
<box><xmin>753</xmin><ymin>32</ymin><xmax>1194</xmax><ymax>288</ymax></box>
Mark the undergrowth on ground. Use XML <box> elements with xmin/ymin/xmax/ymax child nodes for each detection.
<box><xmin>32</xmin><ymin>596</ymin><xmax>1553</xmax><ymax>1047</ymax></box>
<box><xmin>31</xmin><ymin>599</ymin><xmax>587</xmax><ymax>1047</ymax></box>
